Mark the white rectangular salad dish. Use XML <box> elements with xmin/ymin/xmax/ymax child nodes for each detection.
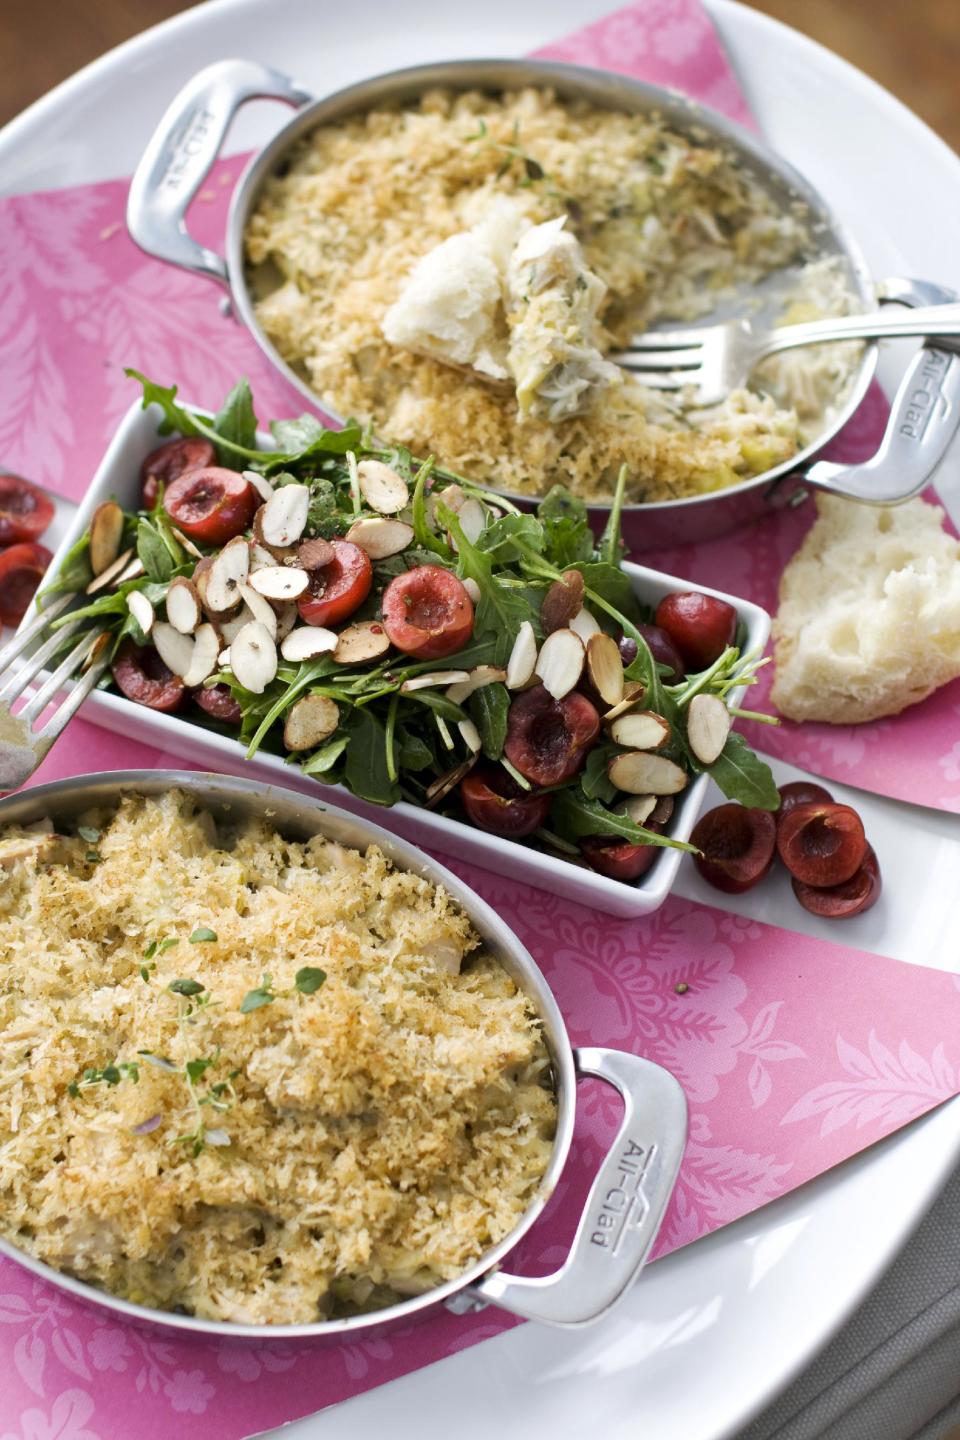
<box><xmin>36</xmin><ymin>394</ymin><xmax>771</xmax><ymax>917</ymax></box>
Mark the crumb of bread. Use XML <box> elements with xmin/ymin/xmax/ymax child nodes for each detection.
<box><xmin>771</xmin><ymin>495</ymin><xmax>960</xmax><ymax>724</ymax></box>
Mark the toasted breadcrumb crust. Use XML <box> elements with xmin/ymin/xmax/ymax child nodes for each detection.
<box><xmin>245</xmin><ymin>87</ymin><xmax>844</xmax><ymax>504</ymax></box>
<box><xmin>0</xmin><ymin>792</ymin><xmax>555</xmax><ymax>1324</ymax></box>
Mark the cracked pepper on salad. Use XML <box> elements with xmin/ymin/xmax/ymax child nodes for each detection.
<box><xmin>42</xmin><ymin>373</ymin><xmax>779</xmax><ymax>883</ymax></box>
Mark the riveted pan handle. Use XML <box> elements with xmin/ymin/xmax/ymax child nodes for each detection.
<box><xmin>126</xmin><ymin>59</ymin><xmax>312</xmax><ymax>288</ymax></box>
<box><xmin>798</xmin><ymin>278</ymin><xmax>960</xmax><ymax>505</ymax></box>
<box><xmin>450</xmin><ymin>1048</ymin><xmax>686</xmax><ymax>1328</ymax></box>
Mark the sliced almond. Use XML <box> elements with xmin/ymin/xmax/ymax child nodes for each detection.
<box><xmin>252</xmin><ymin>507</ymin><xmax>295</xmax><ymax>561</ymax></box>
<box><xmin>357</xmin><ymin>459</ymin><xmax>408</xmax><ymax>514</ymax></box>
<box><xmin>259</xmin><ymin>483</ymin><xmax>310</xmax><ymax>548</ymax></box>
<box><xmin>333</xmin><ymin>620</ymin><xmax>391</xmax><ymax>665</ymax></box>
<box><xmin>609</xmin><ymin>711</ymin><xmax>671</xmax><ymax>750</ymax></box>
<box><xmin>283</xmin><ymin>693</ymin><xmax>340</xmax><ymax>751</ymax></box>
<box><xmin>608</xmin><ymin>751</ymin><xmax>688</xmax><ymax>796</ymax></box>
<box><xmin>569</xmin><ymin>606</ymin><xmax>601</xmax><ymax>642</ymax></box>
<box><xmin>346</xmin><ymin>516</ymin><xmax>414</xmax><ymax>559</ymax></box>
<box><xmin>168</xmin><ymin>524</ymin><xmax>204</xmax><ymax>560</ymax></box>
<box><xmin>604</xmin><ymin>681</ymin><xmax>646</xmax><ymax>722</ymax></box>
<box><xmin>238</xmin><ymin>583</ymin><xmax>278</xmax><ymax>641</ymax></box>
<box><xmin>430</xmin><ymin>484</ymin><xmax>465</xmax><ymax>523</ymax></box>
<box><xmin>535</xmin><ymin>628</ymin><xmax>584</xmax><ymax>700</ymax></box>
<box><xmin>506</xmin><ymin>621</ymin><xmax>538</xmax><ymax>689</ymax></box>
<box><xmin>219</xmin><ymin>606</ymin><xmax>254</xmax><ymax>645</ymax></box>
<box><xmin>249</xmin><ymin>565</ymin><xmax>309</xmax><ymax>602</ymax></box>
<box><xmin>230</xmin><ymin>621</ymin><xmax>278</xmax><ymax>694</ymax></box>
<box><xmin>400</xmin><ymin>670</ymin><xmax>470</xmax><ymax>693</ymax></box>
<box><xmin>182</xmin><ymin>623</ymin><xmax>220</xmax><ymax>688</ymax></box>
<box><xmin>166</xmin><ymin>577</ymin><xmax>201</xmax><ymax>635</ymax></box>
<box><xmin>686</xmin><ymin>693</ymin><xmax>732</xmax><ymax>765</ymax></box>
<box><xmin>152</xmin><ymin>621</ymin><xmax>196</xmax><ymax>680</ymax></box>
<box><xmin>458</xmin><ymin>718</ymin><xmax>482</xmax><ymax>753</ymax></box>
<box><xmin>455</xmin><ymin>497</ymin><xmax>486</xmax><ymax>545</ymax></box>
<box><xmin>540</xmin><ymin>571</ymin><xmax>585</xmax><ymax>635</ymax></box>
<box><xmin>615</xmin><ymin>795</ymin><xmax>658</xmax><ymax>826</ymax></box>
<box><xmin>126</xmin><ymin>590</ymin><xmax>154</xmax><ymax>637</ymax></box>
<box><xmin>242</xmin><ymin>468</ymin><xmax>274</xmax><ymax>503</ymax></box>
<box><xmin>202</xmin><ymin>537</ymin><xmax>249</xmax><ymax>615</ymax></box>
<box><xmin>249</xmin><ymin>542</ymin><xmax>279</xmax><ymax>573</ymax></box>
<box><xmin>276</xmin><ymin>603</ymin><xmax>299</xmax><ymax>641</ymax></box>
<box><xmin>280</xmin><ymin>626</ymin><xmax>338</xmax><ymax>662</ymax></box>
<box><xmin>218</xmin><ymin>646</ymin><xmax>231</xmax><ymax>669</ymax></box>
<box><xmin>424</xmin><ymin>755</ymin><xmax>477</xmax><ymax>806</ymax></box>
<box><xmin>85</xmin><ymin>546</ymin><xmax>135</xmax><ymax>595</ymax></box>
<box><xmin>297</xmin><ymin>536</ymin><xmax>335</xmax><ymax>571</ymax></box>
<box><xmin>89</xmin><ymin>501</ymin><xmax>124</xmax><ymax>576</ymax></box>
<box><xmin>446</xmin><ymin>665</ymin><xmax>507</xmax><ymax>704</ymax></box>
<box><xmin>586</xmin><ymin>633</ymin><xmax>624</xmax><ymax>708</ymax></box>
<box><xmin>463</xmin><ymin>578</ymin><xmax>481</xmax><ymax>605</ymax></box>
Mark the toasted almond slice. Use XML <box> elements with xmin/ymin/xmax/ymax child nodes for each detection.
<box><xmin>219</xmin><ymin>606</ymin><xmax>254</xmax><ymax>645</ymax></box>
<box><xmin>152</xmin><ymin>621</ymin><xmax>196</xmax><ymax>679</ymax></box>
<box><xmin>400</xmin><ymin>669</ymin><xmax>470</xmax><ymax>693</ymax></box>
<box><xmin>458</xmin><ymin>718</ymin><xmax>482</xmax><ymax>753</ymax></box>
<box><xmin>686</xmin><ymin>693</ymin><xmax>732</xmax><ymax>765</ymax></box>
<box><xmin>333</xmin><ymin>620</ymin><xmax>391</xmax><ymax>665</ymax></box>
<box><xmin>203</xmin><ymin>537</ymin><xmax>249</xmax><ymax>614</ymax></box>
<box><xmin>609</xmin><ymin>711</ymin><xmax>671</xmax><ymax>750</ymax></box>
<box><xmin>455</xmin><ymin>497</ymin><xmax>486</xmax><ymax>545</ymax></box>
<box><xmin>535</xmin><ymin>628</ymin><xmax>584</xmax><ymax>700</ymax></box>
<box><xmin>279</xmin><ymin>625</ymin><xmax>338</xmax><ymax>662</ymax></box>
<box><xmin>89</xmin><ymin>501</ymin><xmax>124</xmax><ymax>576</ymax></box>
<box><xmin>260</xmin><ymin>483</ymin><xmax>310</xmax><ymax>548</ymax></box>
<box><xmin>506</xmin><ymin>621</ymin><xmax>537</xmax><ymax>689</ymax></box>
<box><xmin>297</xmin><ymin>536</ymin><xmax>335</xmax><ymax>571</ymax></box>
<box><xmin>114</xmin><ymin>556</ymin><xmax>146</xmax><ymax>586</ymax></box>
<box><xmin>608</xmin><ymin>751</ymin><xmax>688</xmax><ymax>796</ymax></box>
<box><xmin>431</xmin><ymin>484</ymin><xmax>465</xmax><ymax>522</ymax></box>
<box><xmin>569</xmin><ymin>606</ymin><xmax>601</xmax><ymax>642</ymax></box>
<box><xmin>346</xmin><ymin>516</ymin><xmax>414</xmax><ymax>560</ymax></box>
<box><xmin>604</xmin><ymin>681</ymin><xmax>646</xmax><ymax>722</ymax></box>
<box><xmin>249</xmin><ymin>542</ymin><xmax>278</xmax><ymax>573</ymax></box>
<box><xmin>357</xmin><ymin>459</ymin><xmax>408</xmax><ymax>514</ymax></box>
<box><xmin>586</xmin><ymin>633</ymin><xmax>624</xmax><ymax>707</ymax></box>
<box><xmin>85</xmin><ymin>546</ymin><xmax>135</xmax><ymax>595</ymax></box>
<box><xmin>446</xmin><ymin>665</ymin><xmax>507</xmax><ymax>704</ymax></box>
<box><xmin>218</xmin><ymin>646</ymin><xmax>231</xmax><ymax>669</ymax></box>
<box><xmin>182</xmin><ymin>623</ymin><xmax>220</xmax><ymax>688</ymax></box>
<box><xmin>238</xmin><ymin>583</ymin><xmax>278</xmax><ymax>640</ymax></box>
<box><xmin>126</xmin><ymin>590</ymin><xmax>154</xmax><ymax>636</ymax></box>
<box><xmin>243</xmin><ymin>468</ymin><xmax>274</xmax><ymax>503</ymax></box>
<box><xmin>463</xmin><ymin>577</ymin><xmax>481</xmax><ymax>605</ymax></box>
<box><xmin>615</xmin><ymin>794</ymin><xmax>658</xmax><ymax>826</ymax></box>
<box><xmin>168</xmin><ymin>524</ymin><xmax>204</xmax><ymax>560</ymax></box>
<box><xmin>650</xmin><ymin>795</ymin><xmax>675</xmax><ymax>826</ymax></box>
<box><xmin>251</xmin><ymin>507</ymin><xmax>295</xmax><ymax>561</ymax></box>
<box><xmin>230</xmin><ymin>621</ymin><xmax>278</xmax><ymax>694</ymax></box>
<box><xmin>276</xmin><ymin>602</ymin><xmax>298</xmax><ymax>641</ymax></box>
<box><xmin>424</xmin><ymin>754</ymin><xmax>476</xmax><ymax>806</ymax></box>
<box><xmin>248</xmin><ymin>565</ymin><xmax>309</xmax><ymax>601</ymax></box>
<box><xmin>283</xmin><ymin>693</ymin><xmax>340</xmax><ymax>751</ymax></box>
<box><xmin>166</xmin><ymin>577</ymin><xmax>201</xmax><ymax>635</ymax></box>
<box><xmin>541</xmin><ymin>572</ymin><xmax>585</xmax><ymax>635</ymax></box>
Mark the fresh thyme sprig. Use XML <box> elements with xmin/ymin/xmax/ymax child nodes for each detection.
<box><xmin>240</xmin><ymin>966</ymin><xmax>327</xmax><ymax>1014</ymax></box>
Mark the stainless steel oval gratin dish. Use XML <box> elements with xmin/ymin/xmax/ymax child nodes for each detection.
<box><xmin>127</xmin><ymin>57</ymin><xmax>960</xmax><ymax>547</ymax></box>
<box><xmin>0</xmin><ymin>769</ymin><xmax>687</xmax><ymax>1341</ymax></box>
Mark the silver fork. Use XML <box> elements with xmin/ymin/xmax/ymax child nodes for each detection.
<box><xmin>0</xmin><ymin>597</ymin><xmax>111</xmax><ymax>792</ymax></box>
<box><xmin>610</xmin><ymin>301</ymin><xmax>960</xmax><ymax>406</ymax></box>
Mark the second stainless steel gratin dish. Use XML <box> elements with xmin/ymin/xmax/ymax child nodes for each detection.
<box><xmin>127</xmin><ymin>57</ymin><xmax>960</xmax><ymax>546</ymax></box>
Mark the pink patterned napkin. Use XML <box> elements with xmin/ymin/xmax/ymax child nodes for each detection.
<box><xmin>3</xmin><ymin>3</ymin><xmax>960</xmax><ymax>1437</ymax></box>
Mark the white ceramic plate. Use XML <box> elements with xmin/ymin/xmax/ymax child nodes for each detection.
<box><xmin>3</xmin><ymin>2</ymin><xmax>960</xmax><ymax>1437</ymax></box>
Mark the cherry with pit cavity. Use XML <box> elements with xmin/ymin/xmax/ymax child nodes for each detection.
<box><xmin>459</xmin><ymin>765</ymin><xmax>551</xmax><ymax>838</ymax></box>
<box><xmin>0</xmin><ymin>543</ymin><xmax>53</xmax><ymax>627</ymax></box>
<box><xmin>113</xmin><ymin>639</ymin><xmax>185</xmax><ymax>712</ymax></box>
<box><xmin>381</xmin><ymin>565</ymin><xmax>474</xmax><ymax>660</ymax></box>
<box><xmin>0</xmin><ymin>476</ymin><xmax>55</xmax><ymax>547</ymax></box>
<box><xmin>298</xmin><ymin>539</ymin><xmax>373</xmax><ymax>629</ymax></box>
<box><xmin>140</xmin><ymin>437</ymin><xmax>217</xmax><ymax>510</ymax></box>
<box><xmin>193</xmin><ymin>683</ymin><xmax>243</xmax><ymax>725</ymax></box>
<box><xmin>690</xmin><ymin>803</ymin><xmax>777</xmax><ymax>894</ymax></box>
<box><xmin>792</xmin><ymin>845</ymin><xmax>882</xmax><ymax>919</ymax></box>
<box><xmin>504</xmin><ymin>684</ymin><xmax>600</xmax><ymax>787</ymax></box>
<box><xmin>581</xmin><ymin>835</ymin><xmax>659</xmax><ymax>882</ymax></box>
<box><xmin>163</xmin><ymin>467</ymin><xmax>258</xmax><ymax>546</ymax></box>
<box><xmin>776</xmin><ymin>802</ymin><xmax>867</xmax><ymax>887</ymax></box>
<box><xmin>655</xmin><ymin>591</ymin><xmax>737</xmax><ymax>672</ymax></box>
<box><xmin>776</xmin><ymin>780</ymin><xmax>834</xmax><ymax>827</ymax></box>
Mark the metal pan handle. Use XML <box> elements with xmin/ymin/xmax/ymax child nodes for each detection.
<box><xmin>449</xmin><ymin>1047</ymin><xmax>687</xmax><ymax>1328</ymax></box>
<box><xmin>126</xmin><ymin>59</ymin><xmax>312</xmax><ymax>288</ymax></box>
<box><xmin>799</xmin><ymin>277</ymin><xmax>960</xmax><ymax>505</ymax></box>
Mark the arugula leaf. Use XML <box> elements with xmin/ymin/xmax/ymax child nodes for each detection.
<box><xmin>707</xmin><ymin>731</ymin><xmax>780</xmax><ymax>809</ymax></box>
<box><xmin>39</xmin><ymin>533</ymin><xmax>92</xmax><ymax>600</ymax></box>
<box><xmin>213</xmin><ymin>379</ymin><xmax>258</xmax><ymax>462</ymax></box>
<box><xmin>598</xmin><ymin>463</ymin><xmax>628</xmax><ymax>566</ymax></box>
<box><xmin>300</xmin><ymin>736</ymin><xmax>349</xmax><ymax>776</ymax></box>
<box><xmin>580</xmin><ymin>744</ymin><xmax>619</xmax><ymax>804</ymax></box>
<box><xmin>438</xmin><ymin>503</ymin><xmax>538</xmax><ymax>664</ymax></box>
<box><xmin>412</xmin><ymin>463</ymin><xmax>449</xmax><ymax>558</ymax></box>
<box><xmin>538</xmin><ymin>485</ymin><xmax>594</xmax><ymax>568</ymax></box>
<box><xmin>259</xmin><ymin>419</ymin><xmax>364</xmax><ymax>473</ymax></box>
<box><xmin>550</xmin><ymin>789</ymin><xmax>696</xmax><ymax>851</ymax></box>
<box><xmin>137</xmin><ymin>518</ymin><xmax>177</xmax><ymax>582</ymax></box>
<box><xmin>343</xmin><ymin>708</ymin><xmax>400</xmax><ymax>805</ymax></box>
<box><xmin>468</xmin><ymin>683</ymin><xmax>510</xmax><ymax>760</ymax></box>
<box><xmin>401</xmin><ymin>689</ymin><xmax>468</xmax><ymax>724</ymax></box>
<box><xmin>51</xmin><ymin>579</ymin><xmax>169</xmax><ymax>629</ymax></box>
<box><xmin>305</xmin><ymin>477</ymin><xmax>342</xmax><ymax>538</ymax></box>
<box><xmin>572</xmin><ymin>562</ymin><xmax>641</xmax><ymax>623</ymax></box>
<box><xmin>126</xmin><ymin>369</ymin><xmax>202</xmax><ymax>439</ymax></box>
<box><xmin>476</xmin><ymin>512</ymin><xmax>544</xmax><ymax>564</ymax></box>
<box><xmin>397</xmin><ymin>729</ymin><xmax>434</xmax><ymax>771</ymax></box>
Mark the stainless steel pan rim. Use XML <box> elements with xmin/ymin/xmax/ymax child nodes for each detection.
<box><xmin>0</xmin><ymin>769</ymin><xmax>687</xmax><ymax>1338</ymax></box>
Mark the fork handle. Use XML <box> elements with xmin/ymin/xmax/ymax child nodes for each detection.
<box><xmin>763</xmin><ymin>301</ymin><xmax>960</xmax><ymax>356</ymax></box>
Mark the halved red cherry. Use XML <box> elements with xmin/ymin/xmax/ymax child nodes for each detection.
<box><xmin>193</xmin><ymin>683</ymin><xmax>242</xmax><ymax>725</ymax></box>
<box><xmin>459</xmin><ymin>765</ymin><xmax>551</xmax><ymax>838</ymax></box>
<box><xmin>0</xmin><ymin>475</ymin><xmax>55</xmax><ymax>546</ymax></box>
<box><xmin>792</xmin><ymin>845</ymin><xmax>881</xmax><ymax>919</ymax></box>
<box><xmin>0</xmin><ymin>542</ymin><xmax>53</xmax><ymax>627</ymax></box>
<box><xmin>504</xmin><ymin>685</ymin><xmax>600</xmax><ymax>787</ymax></box>
<box><xmin>298</xmin><ymin>539</ymin><xmax>373</xmax><ymax>629</ymax></box>
<box><xmin>140</xmin><ymin>437</ymin><xmax>216</xmax><ymax>510</ymax></box>
<box><xmin>655</xmin><ymin>592</ymin><xmax>737</xmax><ymax>671</ymax></box>
<box><xmin>776</xmin><ymin>780</ymin><xmax>834</xmax><ymax>829</ymax></box>
<box><xmin>690</xmin><ymin>803</ymin><xmax>777</xmax><ymax>894</ymax></box>
<box><xmin>382</xmin><ymin>565</ymin><xmax>474</xmax><ymax>660</ymax></box>
<box><xmin>776</xmin><ymin>802</ymin><xmax>866</xmax><ymax>887</ymax></box>
<box><xmin>163</xmin><ymin>467</ymin><xmax>258</xmax><ymax>546</ymax></box>
<box><xmin>113</xmin><ymin>639</ymin><xmax>184</xmax><ymax>712</ymax></box>
<box><xmin>581</xmin><ymin>835</ymin><xmax>659</xmax><ymax>882</ymax></box>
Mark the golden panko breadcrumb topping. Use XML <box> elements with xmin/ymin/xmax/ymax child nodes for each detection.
<box><xmin>0</xmin><ymin>792</ymin><xmax>555</xmax><ymax>1324</ymax></box>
